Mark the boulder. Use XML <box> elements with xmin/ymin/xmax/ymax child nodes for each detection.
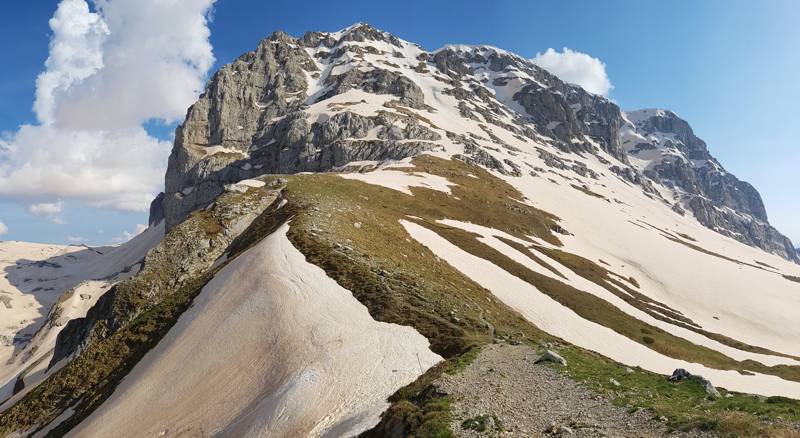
<box><xmin>668</xmin><ymin>368</ymin><xmax>721</xmax><ymax>399</ymax></box>
<box><xmin>535</xmin><ymin>350</ymin><xmax>567</xmax><ymax>366</ymax></box>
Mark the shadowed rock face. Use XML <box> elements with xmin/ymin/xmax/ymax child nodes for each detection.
<box><xmin>515</xmin><ymin>81</ymin><xmax>626</xmax><ymax>161</ymax></box>
<box><xmin>150</xmin><ymin>23</ymin><xmax>797</xmax><ymax>262</ymax></box>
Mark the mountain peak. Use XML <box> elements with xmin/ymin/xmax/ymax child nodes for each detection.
<box><xmin>326</xmin><ymin>21</ymin><xmax>405</xmax><ymax>47</ymax></box>
<box><xmin>151</xmin><ymin>24</ymin><xmax>797</xmax><ymax>262</ymax></box>
<box><xmin>625</xmin><ymin>108</ymin><xmax>678</xmax><ymax>124</ymax></box>
<box><xmin>436</xmin><ymin>43</ymin><xmax>520</xmax><ymax>58</ymax></box>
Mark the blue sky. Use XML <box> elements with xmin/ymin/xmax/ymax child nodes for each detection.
<box><xmin>0</xmin><ymin>0</ymin><xmax>798</xmax><ymax>245</ymax></box>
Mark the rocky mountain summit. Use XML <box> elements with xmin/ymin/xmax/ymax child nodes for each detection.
<box><xmin>5</xmin><ymin>22</ymin><xmax>800</xmax><ymax>438</ymax></box>
<box><xmin>151</xmin><ymin>22</ymin><xmax>796</xmax><ymax>262</ymax></box>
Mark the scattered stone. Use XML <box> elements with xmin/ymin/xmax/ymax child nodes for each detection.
<box><xmin>609</xmin><ymin>378</ymin><xmax>621</xmax><ymax>387</ymax></box>
<box><xmin>438</xmin><ymin>344</ymin><xmax>710</xmax><ymax>438</ymax></box>
<box><xmin>668</xmin><ymin>368</ymin><xmax>692</xmax><ymax>382</ymax></box>
<box><xmin>701</xmin><ymin>379</ymin><xmax>721</xmax><ymax>399</ymax></box>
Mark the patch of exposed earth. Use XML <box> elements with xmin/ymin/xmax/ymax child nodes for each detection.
<box><xmin>436</xmin><ymin>343</ymin><xmax>715</xmax><ymax>437</ymax></box>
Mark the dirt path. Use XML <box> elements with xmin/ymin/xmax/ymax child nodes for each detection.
<box><xmin>436</xmin><ymin>343</ymin><xmax>713</xmax><ymax>437</ymax></box>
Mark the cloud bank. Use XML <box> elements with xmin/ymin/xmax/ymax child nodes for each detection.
<box><xmin>531</xmin><ymin>47</ymin><xmax>613</xmax><ymax>96</ymax></box>
<box><xmin>0</xmin><ymin>0</ymin><xmax>216</xmax><ymax>213</ymax></box>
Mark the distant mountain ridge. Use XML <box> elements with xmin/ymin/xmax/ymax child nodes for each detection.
<box><xmin>151</xmin><ymin>23</ymin><xmax>796</xmax><ymax>261</ymax></box>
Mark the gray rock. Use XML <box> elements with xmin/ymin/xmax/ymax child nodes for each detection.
<box><xmin>667</xmin><ymin>368</ymin><xmax>721</xmax><ymax>399</ymax></box>
<box><xmin>558</xmin><ymin>425</ymin><xmax>575</xmax><ymax>435</ymax></box>
<box><xmin>701</xmin><ymin>379</ymin><xmax>722</xmax><ymax>400</ymax></box>
<box><xmin>514</xmin><ymin>79</ymin><xmax>628</xmax><ymax>162</ymax></box>
<box><xmin>450</xmin><ymin>134</ymin><xmax>509</xmax><ymax>175</ymax></box>
<box><xmin>668</xmin><ymin>368</ymin><xmax>692</xmax><ymax>382</ymax></box>
<box><xmin>148</xmin><ymin>192</ymin><xmax>165</xmax><ymax>226</ymax></box>
<box><xmin>535</xmin><ymin>350</ymin><xmax>567</xmax><ymax>366</ymax></box>
<box><xmin>155</xmin><ymin>30</ymin><xmax>440</xmax><ymax>229</ymax></box>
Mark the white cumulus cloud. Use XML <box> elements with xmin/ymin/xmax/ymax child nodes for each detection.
<box><xmin>51</xmin><ymin>0</ymin><xmax>217</xmax><ymax>130</ymax></box>
<box><xmin>531</xmin><ymin>47</ymin><xmax>613</xmax><ymax>96</ymax></box>
<box><xmin>0</xmin><ymin>221</ymin><xmax>7</xmax><ymax>236</ymax></box>
<box><xmin>0</xmin><ymin>0</ymin><xmax>216</xmax><ymax>214</ymax></box>
<box><xmin>34</xmin><ymin>0</ymin><xmax>109</xmax><ymax>125</ymax></box>
<box><xmin>28</xmin><ymin>200</ymin><xmax>66</xmax><ymax>224</ymax></box>
<box><xmin>1</xmin><ymin>125</ymin><xmax>168</xmax><ymax>211</ymax></box>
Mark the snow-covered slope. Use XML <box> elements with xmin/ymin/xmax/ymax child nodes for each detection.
<box><xmin>144</xmin><ymin>22</ymin><xmax>800</xmax><ymax>397</ymax></box>
<box><xmin>0</xmin><ymin>223</ymin><xmax>163</xmax><ymax>406</ymax></box>
<box><xmin>69</xmin><ymin>224</ymin><xmax>440</xmax><ymax>437</ymax></box>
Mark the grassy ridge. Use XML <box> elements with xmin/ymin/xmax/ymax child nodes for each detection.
<box><xmin>0</xmin><ymin>187</ymin><xmax>287</xmax><ymax>436</ymax></box>
<box><xmin>2</xmin><ymin>155</ymin><xmax>798</xmax><ymax>437</ymax></box>
<box><xmin>280</xmin><ymin>156</ymin><xmax>800</xmax><ymax>436</ymax></box>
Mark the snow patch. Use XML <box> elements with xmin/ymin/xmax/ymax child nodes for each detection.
<box><xmin>402</xmin><ymin>220</ymin><xmax>800</xmax><ymax>399</ymax></box>
<box><xmin>339</xmin><ymin>169</ymin><xmax>456</xmax><ymax>195</ymax></box>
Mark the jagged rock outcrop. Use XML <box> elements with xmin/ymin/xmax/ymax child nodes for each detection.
<box><xmin>149</xmin><ymin>22</ymin><xmax>796</xmax><ymax>262</ymax></box>
<box><xmin>157</xmin><ymin>24</ymin><xmax>441</xmax><ymax>228</ymax></box>
<box><xmin>624</xmin><ymin>109</ymin><xmax>797</xmax><ymax>261</ymax></box>
<box><xmin>668</xmin><ymin>368</ymin><xmax>721</xmax><ymax>399</ymax></box>
<box><xmin>432</xmin><ymin>45</ymin><xmax>627</xmax><ymax>161</ymax></box>
<box><xmin>514</xmin><ymin>77</ymin><xmax>627</xmax><ymax>162</ymax></box>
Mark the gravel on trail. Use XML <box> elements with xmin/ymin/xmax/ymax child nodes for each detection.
<box><xmin>436</xmin><ymin>343</ymin><xmax>715</xmax><ymax>437</ymax></box>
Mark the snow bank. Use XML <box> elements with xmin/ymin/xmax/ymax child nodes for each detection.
<box><xmin>435</xmin><ymin>219</ymin><xmax>800</xmax><ymax>367</ymax></box>
<box><xmin>402</xmin><ymin>220</ymin><xmax>800</xmax><ymax>399</ymax></box>
<box><xmin>71</xmin><ymin>223</ymin><xmax>441</xmax><ymax>437</ymax></box>
<box><xmin>506</xmin><ymin>170</ymin><xmax>800</xmax><ymax>359</ymax></box>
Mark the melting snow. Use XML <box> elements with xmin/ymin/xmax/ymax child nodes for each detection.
<box><xmin>338</xmin><ymin>169</ymin><xmax>456</xmax><ymax>195</ymax></box>
<box><xmin>402</xmin><ymin>220</ymin><xmax>800</xmax><ymax>399</ymax></box>
<box><xmin>71</xmin><ymin>224</ymin><xmax>441</xmax><ymax>437</ymax></box>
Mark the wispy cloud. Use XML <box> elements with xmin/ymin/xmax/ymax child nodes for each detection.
<box><xmin>66</xmin><ymin>235</ymin><xmax>86</xmax><ymax>244</ymax></box>
<box><xmin>28</xmin><ymin>200</ymin><xmax>65</xmax><ymax>224</ymax></box>
<box><xmin>531</xmin><ymin>47</ymin><xmax>613</xmax><ymax>96</ymax></box>
<box><xmin>0</xmin><ymin>0</ymin><xmax>216</xmax><ymax>213</ymax></box>
<box><xmin>0</xmin><ymin>221</ymin><xmax>7</xmax><ymax>236</ymax></box>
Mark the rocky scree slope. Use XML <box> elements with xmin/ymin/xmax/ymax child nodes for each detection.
<box><xmin>151</xmin><ymin>22</ymin><xmax>796</xmax><ymax>262</ymax></box>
